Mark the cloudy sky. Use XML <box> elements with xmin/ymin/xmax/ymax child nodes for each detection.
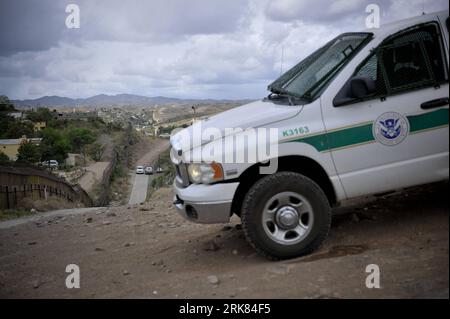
<box><xmin>0</xmin><ymin>0</ymin><xmax>448</xmax><ymax>100</ymax></box>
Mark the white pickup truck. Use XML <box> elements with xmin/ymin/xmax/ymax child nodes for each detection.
<box><xmin>170</xmin><ymin>11</ymin><xmax>449</xmax><ymax>259</ymax></box>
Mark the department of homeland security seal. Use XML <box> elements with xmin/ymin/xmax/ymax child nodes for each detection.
<box><xmin>373</xmin><ymin>112</ymin><xmax>410</xmax><ymax>146</ymax></box>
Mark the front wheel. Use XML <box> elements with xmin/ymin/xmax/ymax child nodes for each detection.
<box><xmin>241</xmin><ymin>172</ymin><xmax>331</xmax><ymax>260</ymax></box>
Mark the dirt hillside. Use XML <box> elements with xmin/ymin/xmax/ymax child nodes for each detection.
<box><xmin>0</xmin><ymin>183</ymin><xmax>448</xmax><ymax>298</ymax></box>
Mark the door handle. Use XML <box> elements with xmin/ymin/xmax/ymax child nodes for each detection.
<box><xmin>421</xmin><ymin>97</ymin><xmax>449</xmax><ymax>110</ymax></box>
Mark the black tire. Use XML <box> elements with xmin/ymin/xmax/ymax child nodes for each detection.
<box><xmin>241</xmin><ymin>172</ymin><xmax>331</xmax><ymax>260</ymax></box>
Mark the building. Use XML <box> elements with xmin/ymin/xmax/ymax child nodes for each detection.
<box><xmin>0</xmin><ymin>136</ymin><xmax>42</xmax><ymax>161</ymax></box>
<box><xmin>34</xmin><ymin>121</ymin><xmax>46</xmax><ymax>131</ymax></box>
<box><xmin>0</xmin><ymin>138</ymin><xmax>25</xmax><ymax>161</ymax></box>
<box><xmin>7</xmin><ymin>112</ymin><xmax>23</xmax><ymax>120</ymax></box>
<box><xmin>60</xmin><ymin>111</ymin><xmax>98</xmax><ymax>121</ymax></box>
<box><xmin>65</xmin><ymin>153</ymin><xmax>82</xmax><ymax>166</ymax></box>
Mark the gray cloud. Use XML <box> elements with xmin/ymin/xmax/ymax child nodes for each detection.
<box><xmin>0</xmin><ymin>0</ymin><xmax>249</xmax><ymax>56</ymax></box>
<box><xmin>266</xmin><ymin>0</ymin><xmax>368</xmax><ymax>24</ymax></box>
<box><xmin>79</xmin><ymin>0</ymin><xmax>249</xmax><ymax>39</ymax></box>
<box><xmin>0</xmin><ymin>0</ymin><xmax>67</xmax><ymax>56</ymax></box>
<box><xmin>0</xmin><ymin>0</ymin><xmax>448</xmax><ymax>100</ymax></box>
<box><xmin>266</xmin><ymin>0</ymin><xmax>449</xmax><ymax>26</ymax></box>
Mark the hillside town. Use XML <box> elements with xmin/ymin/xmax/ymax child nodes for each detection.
<box><xmin>0</xmin><ymin>94</ymin><xmax>243</xmax><ymax>212</ymax></box>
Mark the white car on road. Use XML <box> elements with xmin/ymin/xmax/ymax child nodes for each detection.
<box><xmin>135</xmin><ymin>166</ymin><xmax>145</xmax><ymax>174</ymax></box>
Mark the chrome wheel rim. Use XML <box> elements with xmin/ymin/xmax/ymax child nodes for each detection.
<box><xmin>262</xmin><ymin>191</ymin><xmax>313</xmax><ymax>245</ymax></box>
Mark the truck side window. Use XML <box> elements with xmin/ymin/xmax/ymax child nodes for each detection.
<box><xmin>381</xmin><ymin>39</ymin><xmax>432</xmax><ymax>90</ymax></box>
<box><xmin>357</xmin><ymin>54</ymin><xmax>378</xmax><ymax>81</ymax></box>
<box><xmin>355</xmin><ymin>22</ymin><xmax>448</xmax><ymax>99</ymax></box>
<box><xmin>355</xmin><ymin>53</ymin><xmax>387</xmax><ymax>97</ymax></box>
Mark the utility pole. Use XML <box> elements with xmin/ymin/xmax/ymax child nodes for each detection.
<box><xmin>192</xmin><ymin>105</ymin><xmax>196</xmax><ymax>124</ymax></box>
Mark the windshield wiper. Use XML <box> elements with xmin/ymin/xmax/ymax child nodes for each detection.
<box><xmin>267</xmin><ymin>89</ymin><xmax>310</xmax><ymax>105</ymax></box>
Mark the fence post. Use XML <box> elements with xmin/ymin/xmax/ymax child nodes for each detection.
<box><xmin>5</xmin><ymin>186</ymin><xmax>10</xmax><ymax>209</ymax></box>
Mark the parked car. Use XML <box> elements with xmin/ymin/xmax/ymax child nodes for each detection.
<box><xmin>41</xmin><ymin>160</ymin><xmax>59</xmax><ymax>168</ymax></box>
<box><xmin>135</xmin><ymin>166</ymin><xmax>145</xmax><ymax>174</ymax></box>
<box><xmin>145</xmin><ymin>166</ymin><xmax>153</xmax><ymax>175</ymax></box>
<box><xmin>170</xmin><ymin>11</ymin><xmax>449</xmax><ymax>259</ymax></box>
<box><xmin>156</xmin><ymin>167</ymin><xmax>163</xmax><ymax>173</ymax></box>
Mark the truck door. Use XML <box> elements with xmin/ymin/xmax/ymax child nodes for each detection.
<box><xmin>321</xmin><ymin>20</ymin><xmax>449</xmax><ymax>199</ymax></box>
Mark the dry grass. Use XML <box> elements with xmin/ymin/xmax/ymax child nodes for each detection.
<box><xmin>0</xmin><ymin>209</ymin><xmax>32</xmax><ymax>221</ymax></box>
<box><xmin>16</xmin><ymin>196</ymin><xmax>83</xmax><ymax>212</ymax></box>
<box><xmin>109</xmin><ymin>174</ymin><xmax>131</xmax><ymax>205</ymax></box>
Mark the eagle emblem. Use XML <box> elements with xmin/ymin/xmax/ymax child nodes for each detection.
<box><xmin>373</xmin><ymin>112</ymin><xmax>409</xmax><ymax>146</ymax></box>
<box><xmin>379</xmin><ymin>118</ymin><xmax>401</xmax><ymax>139</ymax></box>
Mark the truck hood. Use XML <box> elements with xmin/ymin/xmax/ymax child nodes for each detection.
<box><xmin>170</xmin><ymin>99</ymin><xmax>302</xmax><ymax>152</ymax></box>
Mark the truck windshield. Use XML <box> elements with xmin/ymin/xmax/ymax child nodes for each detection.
<box><xmin>268</xmin><ymin>32</ymin><xmax>373</xmax><ymax>102</ymax></box>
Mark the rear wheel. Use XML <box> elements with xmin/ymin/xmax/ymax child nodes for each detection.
<box><xmin>241</xmin><ymin>172</ymin><xmax>331</xmax><ymax>260</ymax></box>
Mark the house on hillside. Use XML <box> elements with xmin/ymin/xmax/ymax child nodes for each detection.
<box><xmin>7</xmin><ymin>112</ymin><xmax>23</xmax><ymax>120</ymax></box>
<box><xmin>0</xmin><ymin>138</ymin><xmax>25</xmax><ymax>161</ymax></box>
<box><xmin>60</xmin><ymin>111</ymin><xmax>98</xmax><ymax>121</ymax></box>
<box><xmin>0</xmin><ymin>136</ymin><xmax>42</xmax><ymax>161</ymax></box>
<box><xmin>33</xmin><ymin>121</ymin><xmax>46</xmax><ymax>131</ymax></box>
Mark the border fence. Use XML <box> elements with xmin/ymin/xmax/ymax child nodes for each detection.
<box><xmin>0</xmin><ymin>165</ymin><xmax>93</xmax><ymax>209</ymax></box>
<box><xmin>96</xmin><ymin>151</ymin><xmax>117</xmax><ymax>206</ymax></box>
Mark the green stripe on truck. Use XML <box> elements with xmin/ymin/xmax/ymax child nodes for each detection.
<box><xmin>285</xmin><ymin>108</ymin><xmax>449</xmax><ymax>152</ymax></box>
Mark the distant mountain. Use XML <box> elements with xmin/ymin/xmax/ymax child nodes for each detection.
<box><xmin>11</xmin><ymin>94</ymin><xmax>254</xmax><ymax>108</ymax></box>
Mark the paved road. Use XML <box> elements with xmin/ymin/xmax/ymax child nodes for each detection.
<box><xmin>128</xmin><ymin>174</ymin><xmax>150</xmax><ymax>205</ymax></box>
<box><xmin>128</xmin><ymin>138</ymin><xmax>169</xmax><ymax>205</ymax></box>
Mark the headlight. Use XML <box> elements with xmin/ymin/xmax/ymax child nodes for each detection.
<box><xmin>187</xmin><ymin>162</ymin><xmax>224</xmax><ymax>184</ymax></box>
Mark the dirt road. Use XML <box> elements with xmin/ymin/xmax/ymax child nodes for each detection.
<box><xmin>78</xmin><ymin>162</ymin><xmax>110</xmax><ymax>193</ymax></box>
<box><xmin>0</xmin><ymin>183</ymin><xmax>447</xmax><ymax>298</ymax></box>
<box><xmin>135</xmin><ymin>139</ymin><xmax>170</xmax><ymax>166</ymax></box>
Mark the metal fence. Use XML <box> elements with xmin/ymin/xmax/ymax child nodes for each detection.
<box><xmin>0</xmin><ymin>165</ymin><xmax>93</xmax><ymax>209</ymax></box>
<box><xmin>96</xmin><ymin>151</ymin><xmax>117</xmax><ymax>206</ymax></box>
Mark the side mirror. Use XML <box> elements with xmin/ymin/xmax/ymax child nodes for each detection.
<box><xmin>350</xmin><ymin>76</ymin><xmax>376</xmax><ymax>98</ymax></box>
<box><xmin>333</xmin><ymin>76</ymin><xmax>376</xmax><ymax>107</ymax></box>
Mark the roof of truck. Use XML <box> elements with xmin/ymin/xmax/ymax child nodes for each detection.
<box><xmin>367</xmin><ymin>10</ymin><xmax>448</xmax><ymax>39</ymax></box>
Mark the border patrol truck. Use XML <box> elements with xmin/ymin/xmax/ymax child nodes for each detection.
<box><xmin>170</xmin><ymin>11</ymin><xmax>449</xmax><ymax>259</ymax></box>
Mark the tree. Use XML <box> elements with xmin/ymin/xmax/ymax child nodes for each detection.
<box><xmin>17</xmin><ymin>141</ymin><xmax>41</xmax><ymax>163</ymax></box>
<box><xmin>3</xmin><ymin>120</ymin><xmax>34</xmax><ymax>139</ymax></box>
<box><xmin>86</xmin><ymin>142</ymin><xmax>105</xmax><ymax>161</ymax></box>
<box><xmin>0</xmin><ymin>151</ymin><xmax>10</xmax><ymax>165</ymax></box>
<box><xmin>26</xmin><ymin>107</ymin><xmax>53</xmax><ymax>123</ymax></box>
<box><xmin>0</xmin><ymin>95</ymin><xmax>15</xmax><ymax>112</ymax></box>
<box><xmin>40</xmin><ymin>128</ymin><xmax>70</xmax><ymax>163</ymax></box>
<box><xmin>67</xmin><ymin>128</ymin><xmax>97</xmax><ymax>166</ymax></box>
<box><xmin>0</xmin><ymin>113</ymin><xmax>13</xmax><ymax>138</ymax></box>
<box><xmin>0</xmin><ymin>112</ymin><xmax>35</xmax><ymax>139</ymax></box>
<box><xmin>67</xmin><ymin>128</ymin><xmax>96</xmax><ymax>153</ymax></box>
